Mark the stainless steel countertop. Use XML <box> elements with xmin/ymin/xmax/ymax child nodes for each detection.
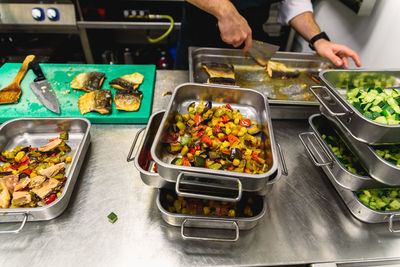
<box><xmin>1</xmin><ymin>70</ymin><xmax>400</xmax><ymax>267</ymax></box>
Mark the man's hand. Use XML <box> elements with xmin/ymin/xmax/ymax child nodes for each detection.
<box><xmin>217</xmin><ymin>4</ymin><xmax>252</xmax><ymax>52</ymax></box>
<box><xmin>314</xmin><ymin>39</ymin><xmax>361</xmax><ymax>68</ymax></box>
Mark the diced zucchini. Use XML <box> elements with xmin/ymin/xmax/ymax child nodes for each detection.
<box><xmin>374</xmin><ymin>116</ymin><xmax>387</xmax><ymax>124</ymax></box>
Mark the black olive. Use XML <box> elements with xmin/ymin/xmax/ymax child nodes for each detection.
<box><xmin>30</xmin><ymin>157</ymin><xmax>39</xmax><ymax>163</ymax></box>
<box><xmin>20</xmin><ymin>147</ymin><xmax>30</xmax><ymax>153</ymax></box>
<box><xmin>204</xmin><ymin>101</ymin><xmax>212</xmax><ymax>112</ymax></box>
<box><xmin>230</xmin><ymin>148</ymin><xmax>242</xmax><ymax>160</ymax></box>
<box><xmin>19</xmin><ymin>173</ymin><xmax>29</xmax><ymax>179</ymax></box>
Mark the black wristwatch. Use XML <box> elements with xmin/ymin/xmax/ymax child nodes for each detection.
<box><xmin>309</xmin><ymin>32</ymin><xmax>330</xmax><ymax>51</ymax></box>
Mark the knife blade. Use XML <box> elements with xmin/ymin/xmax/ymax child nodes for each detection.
<box><xmin>29</xmin><ymin>61</ymin><xmax>60</xmax><ymax>114</ymax></box>
<box><xmin>248</xmin><ymin>40</ymin><xmax>280</xmax><ymax>67</ymax></box>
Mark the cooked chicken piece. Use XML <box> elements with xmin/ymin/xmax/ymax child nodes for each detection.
<box><xmin>109</xmin><ymin>72</ymin><xmax>144</xmax><ymax>90</ymax></box>
<box><xmin>11</xmin><ymin>191</ymin><xmax>32</xmax><ymax>206</ymax></box>
<box><xmin>0</xmin><ymin>174</ymin><xmax>19</xmax><ymax>193</ymax></box>
<box><xmin>32</xmin><ymin>178</ymin><xmax>61</xmax><ymax>199</ymax></box>
<box><xmin>71</xmin><ymin>72</ymin><xmax>105</xmax><ymax>92</ymax></box>
<box><xmin>39</xmin><ymin>163</ymin><xmax>65</xmax><ymax>178</ymax></box>
<box><xmin>40</xmin><ymin>137</ymin><xmax>62</xmax><ymax>152</ymax></box>
<box><xmin>29</xmin><ymin>175</ymin><xmax>47</xmax><ymax>188</ymax></box>
<box><xmin>0</xmin><ymin>188</ymin><xmax>10</xmax><ymax>209</ymax></box>
<box><xmin>14</xmin><ymin>177</ymin><xmax>31</xmax><ymax>191</ymax></box>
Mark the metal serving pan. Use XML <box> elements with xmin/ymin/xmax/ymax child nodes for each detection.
<box><xmin>157</xmin><ymin>188</ymin><xmax>266</xmax><ymax>241</ymax></box>
<box><xmin>324</xmin><ymin>114</ymin><xmax>400</xmax><ymax>186</ymax></box>
<box><xmin>127</xmin><ymin>111</ymin><xmax>171</xmax><ymax>188</ymax></box>
<box><xmin>311</xmin><ymin>69</ymin><xmax>400</xmax><ymax>144</ymax></box>
<box><xmin>129</xmin><ymin>111</ymin><xmax>286</xmax><ymax>199</ymax></box>
<box><xmin>151</xmin><ymin>83</ymin><xmax>286</xmax><ymax>202</ymax></box>
<box><xmin>299</xmin><ymin>114</ymin><xmax>385</xmax><ymax>190</ymax></box>
<box><xmin>317</xmin><ymin>159</ymin><xmax>400</xmax><ymax>232</ymax></box>
<box><xmin>189</xmin><ymin>47</ymin><xmax>333</xmax><ymax>119</ymax></box>
<box><xmin>0</xmin><ymin>117</ymin><xmax>90</xmax><ymax>233</ymax></box>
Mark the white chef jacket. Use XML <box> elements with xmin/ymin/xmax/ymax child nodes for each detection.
<box><xmin>278</xmin><ymin>0</ymin><xmax>314</xmax><ymax>25</ymax></box>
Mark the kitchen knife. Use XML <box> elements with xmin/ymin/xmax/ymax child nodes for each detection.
<box><xmin>29</xmin><ymin>61</ymin><xmax>60</xmax><ymax>114</ymax></box>
<box><xmin>248</xmin><ymin>40</ymin><xmax>280</xmax><ymax>67</ymax></box>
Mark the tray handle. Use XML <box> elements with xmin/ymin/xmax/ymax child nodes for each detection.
<box><xmin>277</xmin><ymin>143</ymin><xmax>288</xmax><ymax>176</ymax></box>
<box><xmin>0</xmin><ymin>212</ymin><xmax>28</xmax><ymax>234</ymax></box>
<box><xmin>175</xmin><ymin>172</ymin><xmax>243</xmax><ymax>202</ymax></box>
<box><xmin>127</xmin><ymin>127</ymin><xmax>146</xmax><ymax>162</ymax></box>
<box><xmin>310</xmin><ymin>85</ymin><xmax>349</xmax><ymax>117</ymax></box>
<box><xmin>389</xmin><ymin>214</ymin><xmax>400</xmax><ymax>233</ymax></box>
<box><xmin>299</xmin><ymin>132</ymin><xmax>334</xmax><ymax>167</ymax></box>
<box><xmin>181</xmin><ymin>218</ymin><xmax>239</xmax><ymax>242</ymax></box>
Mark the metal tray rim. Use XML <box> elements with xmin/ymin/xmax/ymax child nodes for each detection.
<box><xmin>150</xmin><ymin>83</ymin><xmax>279</xmax><ymax>181</ymax></box>
<box><xmin>0</xmin><ymin>117</ymin><xmax>91</xmax><ymax>214</ymax></box>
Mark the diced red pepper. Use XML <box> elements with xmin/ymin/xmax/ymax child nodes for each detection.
<box><xmin>195</xmin><ymin>144</ymin><xmax>201</xmax><ymax>151</ymax></box>
<box><xmin>251</xmin><ymin>151</ymin><xmax>259</xmax><ymax>160</ymax></box>
<box><xmin>195</xmin><ymin>113</ymin><xmax>203</xmax><ymax>126</ymax></box>
<box><xmin>44</xmin><ymin>193</ymin><xmax>56</xmax><ymax>205</ymax></box>
<box><xmin>29</xmin><ymin>146</ymin><xmax>37</xmax><ymax>152</ymax></box>
<box><xmin>214</xmin><ymin>124</ymin><xmax>222</xmax><ymax>133</ymax></box>
<box><xmin>227</xmin><ymin>134</ymin><xmax>239</xmax><ymax>145</ymax></box>
<box><xmin>239</xmin><ymin>119</ymin><xmax>251</xmax><ymax>127</ymax></box>
<box><xmin>0</xmin><ymin>156</ymin><xmax>6</xmax><ymax>162</ymax></box>
<box><xmin>227</xmin><ymin>166</ymin><xmax>235</xmax><ymax>171</ymax></box>
<box><xmin>220</xmin><ymin>135</ymin><xmax>228</xmax><ymax>142</ymax></box>
<box><xmin>183</xmin><ymin>158</ymin><xmax>191</xmax><ymax>167</ymax></box>
<box><xmin>225</xmin><ymin>103</ymin><xmax>233</xmax><ymax>111</ymax></box>
<box><xmin>189</xmin><ymin>147</ymin><xmax>196</xmax><ymax>154</ymax></box>
<box><xmin>215</xmin><ymin>159</ymin><xmax>221</xmax><ymax>163</ymax></box>
<box><xmin>161</xmin><ymin>132</ymin><xmax>178</xmax><ymax>143</ymax></box>
<box><xmin>221</xmin><ymin>115</ymin><xmax>230</xmax><ymax>123</ymax></box>
<box><xmin>201</xmin><ymin>135</ymin><xmax>212</xmax><ymax>147</ymax></box>
<box><xmin>153</xmin><ymin>163</ymin><xmax>158</xmax><ymax>173</ymax></box>
<box><xmin>11</xmin><ymin>162</ymin><xmax>20</xmax><ymax>170</ymax></box>
<box><xmin>20</xmin><ymin>155</ymin><xmax>29</xmax><ymax>165</ymax></box>
<box><xmin>197</xmin><ymin>130</ymin><xmax>204</xmax><ymax>137</ymax></box>
<box><xmin>22</xmin><ymin>169</ymin><xmax>33</xmax><ymax>175</ymax></box>
<box><xmin>214</xmin><ymin>137</ymin><xmax>219</xmax><ymax>141</ymax></box>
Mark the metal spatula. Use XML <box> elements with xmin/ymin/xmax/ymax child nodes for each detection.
<box><xmin>248</xmin><ymin>40</ymin><xmax>280</xmax><ymax>67</ymax></box>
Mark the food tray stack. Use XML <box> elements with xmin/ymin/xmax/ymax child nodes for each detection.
<box><xmin>299</xmin><ymin>70</ymin><xmax>400</xmax><ymax>232</ymax></box>
<box><xmin>127</xmin><ymin>83</ymin><xmax>288</xmax><ymax>241</ymax></box>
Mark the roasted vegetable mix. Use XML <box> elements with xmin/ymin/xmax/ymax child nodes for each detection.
<box><xmin>346</xmin><ymin>87</ymin><xmax>400</xmax><ymax>125</ymax></box>
<box><xmin>165</xmin><ymin>192</ymin><xmax>255</xmax><ymax>217</ymax></box>
<box><xmin>163</xmin><ymin>102</ymin><xmax>271</xmax><ymax>174</ymax></box>
<box><xmin>322</xmin><ymin>134</ymin><xmax>367</xmax><ymax>176</ymax></box>
<box><xmin>0</xmin><ymin>132</ymin><xmax>72</xmax><ymax>209</ymax></box>
<box><xmin>356</xmin><ymin>189</ymin><xmax>400</xmax><ymax>211</ymax></box>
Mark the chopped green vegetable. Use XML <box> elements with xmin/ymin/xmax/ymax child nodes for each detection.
<box><xmin>107</xmin><ymin>212</ymin><xmax>118</xmax><ymax>224</ymax></box>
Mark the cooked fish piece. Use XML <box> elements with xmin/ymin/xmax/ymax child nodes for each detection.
<box><xmin>0</xmin><ymin>188</ymin><xmax>10</xmax><ymax>208</ymax></box>
<box><xmin>0</xmin><ymin>174</ymin><xmax>19</xmax><ymax>193</ymax></box>
<box><xmin>29</xmin><ymin>175</ymin><xmax>47</xmax><ymax>188</ymax></box>
<box><xmin>11</xmin><ymin>191</ymin><xmax>31</xmax><ymax>206</ymax></box>
<box><xmin>14</xmin><ymin>177</ymin><xmax>31</xmax><ymax>192</ymax></box>
<box><xmin>40</xmin><ymin>137</ymin><xmax>62</xmax><ymax>152</ymax></box>
<box><xmin>109</xmin><ymin>72</ymin><xmax>144</xmax><ymax>91</ymax></box>
<box><xmin>201</xmin><ymin>62</ymin><xmax>235</xmax><ymax>85</ymax></box>
<box><xmin>39</xmin><ymin>163</ymin><xmax>65</xmax><ymax>178</ymax></box>
<box><xmin>267</xmin><ymin>61</ymin><xmax>300</xmax><ymax>79</ymax></box>
<box><xmin>78</xmin><ymin>90</ymin><xmax>112</xmax><ymax>115</ymax></box>
<box><xmin>32</xmin><ymin>178</ymin><xmax>61</xmax><ymax>199</ymax></box>
<box><xmin>71</xmin><ymin>72</ymin><xmax>105</xmax><ymax>92</ymax></box>
<box><xmin>114</xmin><ymin>90</ymin><xmax>143</xmax><ymax>112</ymax></box>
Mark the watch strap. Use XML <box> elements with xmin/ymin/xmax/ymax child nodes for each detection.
<box><xmin>309</xmin><ymin>32</ymin><xmax>330</xmax><ymax>51</ymax></box>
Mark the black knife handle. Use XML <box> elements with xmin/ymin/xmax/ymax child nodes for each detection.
<box><xmin>29</xmin><ymin>60</ymin><xmax>45</xmax><ymax>82</ymax></box>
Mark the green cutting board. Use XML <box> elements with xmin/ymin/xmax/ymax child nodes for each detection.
<box><xmin>0</xmin><ymin>63</ymin><xmax>156</xmax><ymax>124</ymax></box>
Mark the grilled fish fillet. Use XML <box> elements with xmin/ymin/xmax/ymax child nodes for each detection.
<box><xmin>201</xmin><ymin>62</ymin><xmax>235</xmax><ymax>85</ymax></box>
<box><xmin>114</xmin><ymin>90</ymin><xmax>143</xmax><ymax>111</ymax></box>
<box><xmin>267</xmin><ymin>61</ymin><xmax>300</xmax><ymax>79</ymax></box>
<box><xmin>109</xmin><ymin>72</ymin><xmax>144</xmax><ymax>90</ymax></box>
<box><xmin>71</xmin><ymin>72</ymin><xmax>105</xmax><ymax>92</ymax></box>
<box><xmin>78</xmin><ymin>90</ymin><xmax>112</xmax><ymax>115</ymax></box>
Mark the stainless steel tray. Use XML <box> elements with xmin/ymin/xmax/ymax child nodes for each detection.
<box><xmin>324</xmin><ymin>114</ymin><xmax>400</xmax><ymax>186</ymax></box>
<box><xmin>157</xmin><ymin>188</ymin><xmax>266</xmax><ymax>241</ymax></box>
<box><xmin>299</xmin><ymin>114</ymin><xmax>385</xmax><ymax>190</ymax></box>
<box><xmin>311</xmin><ymin>69</ymin><xmax>400</xmax><ymax>144</ymax></box>
<box><xmin>188</xmin><ymin>47</ymin><xmax>333</xmax><ymax>118</ymax></box>
<box><xmin>151</xmin><ymin>83</ymin><xmax>286</xmax><ymax>201</ymax></box>
<box><xmin>127</xmin><ymin>111</ymin><xmax>171</xmax><ymax>188</ymax></box>
<box><xmin>0</xmin><ymin>117</ymin><xmax>91</xmax><ymax>233</ymax></box>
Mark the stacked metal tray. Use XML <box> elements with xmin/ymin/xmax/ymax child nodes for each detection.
<box><xmin>0</xmin><ymin>118</ymin><xmax>91</xmax><ymax>233</ymax></box>
<box><xmin>188</xmin><ymin>47</ymin><xmax>334</xmax><ymax>119</ymax></box>
<box><xmin>128</xmin><ymin>83</ymin><xmax>287</xmax><ymax>241</ymax></box>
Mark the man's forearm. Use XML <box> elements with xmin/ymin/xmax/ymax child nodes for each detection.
<box><xmin>186</xmin><ymin>0</ymin><xmax>235</xmax><ymax>20</ymax></box>
<box><xmin>289</xmin><ymin>11</ymin><xmax>320</xmax><ymax>42</ymax></box>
